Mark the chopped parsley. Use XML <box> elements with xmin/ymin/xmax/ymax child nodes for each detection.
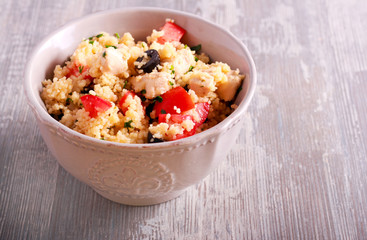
<box><xmin>184</xmin><ymin>44</ymin><xmax>188</xmax><ymax>49</ymax></box>
<box><xmin>123</xmin><ymin>80</ymin><xmax>127</xmax><ymax>88</ymax></box>
<box><xmin>102</xmin><ymin>51</ymin><xmax>106</xmax><ymax>58</ymax></box>
<box><xmin>161</xmin><ymin>109</ymin><xmax>167</xmax><ymax>114</ymax></box>
<box><xmin>169</xmin><ymin>81</ymin><xmax>174</xmax><ymax>86</ymax></box>
<box><xmin>141</xmin><ymin>89</ymin><xmax>146</xmax><ymax>94</ymax></box>
<box><xmin>195</xmin><ymin>56</ymin><xmax>199</xmax><ymax>62</ymax></box>
<box><xmin>170</xmin><ymin>65</ymin><xmax>175</xmax><ymax>75</ymax></box>
<box><xmin>114</xmin><ymin>33</ymin><xmax>120</xmax><ymax>38</ymax></box>
<box><xmin>155</xmin><ymin>96</ymin><xmax>163</xmax><ymax>103</ymax></box>
<box><xmin>190</xmin><ymin>44</ymin><xmax>202</xmax><ymax>52</ymax></box>
<box><xmin>105</xmin><ymin>45</ymin><xmax>117</xmax><ymax>49</ymax></box>
<box><xmin>236</xmin><ymin>86</ymin><xmax>243</xmax><ymax>95</ymax></box>
<box><xmin>96</xmin><ymin>33</ymin><xmax>104</xmax><ymax>38</ymax></box>
<box><xmin>124</xmin><ymin>120</ymin><xmax>134</xmax><ymax>129</ymax></box>
<box><xmin>88</xmin><ymin>36</ymin><xmax>93</xmax><ymax>40</ymax></box>
<box><xmin>78</xmin><ymin>65</ymin><xmax>84</xmax><ymax>74</ymax></box>
<box><xmin>185</xmin><ymin>66</ymin><xmax>194</xmax><ymax>74</ymax></box>
<box><xmin>89</xmin><ymin>40</ymin><xmax>94</xmax><ymax>44</ymax></box>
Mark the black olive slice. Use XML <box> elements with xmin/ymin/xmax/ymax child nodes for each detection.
<box><xmin>145</xmin><ymin>102</ymin><xmax>156</xmax><ymax>120</ymax></box>
<box><xmin>136</xmin><ymin>49</ymin><xmax>160</xmax><ymax>73</ymax></box>
<box><xmin>148</xmin><ymin>131</ymin><xmax>164</xmax><ymax>143</ymax></box>
<box><xmin>51</xmin><ymin>113</ymin><xmax>64</xmax><ymax>121</ymax></box>
<box><xmin>80</xmin><ymin>82</ymin><xmax>95</xmax><ymax>94</ymax></box>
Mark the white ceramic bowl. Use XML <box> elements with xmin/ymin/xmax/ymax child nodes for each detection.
<box><xmin>24</xmin><ymin>8</ymin><xmax>256</xmax><ymax>206</ymax></box>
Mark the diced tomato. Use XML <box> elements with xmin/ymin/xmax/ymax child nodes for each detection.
<box><xmin>174</xmin><ymin>127</ymin><xmax>197</xmax><ymax>140</ymax></box>
<box><xmin>158</xmin><ymin>114</ymin><xmax>194</xmax><ymax>124</ymax></box>
<box><xmin>153</xmin><ymin>86</ymin><xmax>195</xmax><ymax>117</ymax></box>
<box><xmin>157</xmin><ymin>22</ymin><xmax>186</xmax><ymax>44</ymax></box>
<box><xmin>193</xmin><ymin>102</ymin><xmax>210</xmax><ymax>126</ymax></box>
<box><xmin>158</xmin><ymin>113</ymin><xmax>196</xmax><ymax>140</ymax></box>
<box><xmin>66</xmin><ymin>63</ymin><xmax>93</xmax><ymax>81</ymax></box>
<box><xmin>80</xmin><ymin>95</ymin><xmax>112</xmax><ymax>118</ymax></box>
<box><xmin>157</xmin><ymin>102</ymin><xmax>210</xmax><ymax>141</ymax></box>
<box><xmin>118</xmin><ymin>91</ymin><xmax>137</xmax><ymax>114</ymax></box>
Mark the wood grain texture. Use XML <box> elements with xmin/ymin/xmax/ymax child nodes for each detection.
<box><xmin>1</xmin><ymin>0</ymin><xmax>367</xmax><ymax>239</ymax></box>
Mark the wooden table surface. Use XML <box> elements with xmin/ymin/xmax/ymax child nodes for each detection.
<box><xmin>1</xmin><ymin>0</ymin><xmax>367</xmax><ymax>239</ymax></box>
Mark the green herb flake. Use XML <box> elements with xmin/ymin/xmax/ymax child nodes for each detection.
<box><xmin>161</xmin><ymin>109</ymin><xmax>167</xmax><ymax>114</ymax></box>
<box><xmin>102</xmin><ymin>51</ymin><xmax>106</xmax><ymax>58</ymax></box>
<box><xmin>88</xmin><ymin>36</ymin><xmax>93</xmax><ymax>40</ymax></box>
<box><xmin>123</xmin><ymin>80</ymin><xmax>127</xmax><ymax>88</ymax></box>
<box><xmin>184</xmin><ymin>44</ymin><xmax>188</xmax><ymax>49</ymax></box>
<box><xmin>155</xmin><ymin>96</ymin><xmax>163</xmax><ymax>103</ymax></box>
<box><xmin>78</xmin><ymin>65</ymin><xmax>84</xmax><ymax>74</ymax></box>
<box><xmin>195</xmin><ymin>56</ymin><xmax>199</xmax><ymax>62</ymax></box>
<box><xmin>170</xmin><ymin>65</ymin><xmax>175</xmax><ymax>75</ymax></box>
<box><xmin>114</xmin><ymin>33</ymin><xmax>120</xmax><ymax>38</ymax></box>
<box><xmin>101</xmin><ymin>137</ymin><xmax>105</xmax><ymax>140</ymax></box>
<box><xmin>169</xmin><ymin>81</ymin><xmax>174</xmax><ymax>86</ymax></box>
<box><xmin>105</xmin><ymin>45</ymin><xmax>117</xmax><ymax>49</ymax></box>
<box><xmin>188</xmin><ymin>65</ymin><xmax>194</xmax><ymax>72</ymax></box>
<box><xmin>141</xmin><ymin>89</ymin><xmax>147</xmax><ymax>94</ymax></box>
<box><xmin>89</xmin><ymin>40</ymin><xmax>94</xmax><ymax>44</ymax></box>
<box><xmin>236</xmin><ymin>86</ymin><xmax>243</xmax><ymax>95</ymax></box>
<box><xmin>96</xmin><ymin>33</ymin><xmax>104</xmax><ymax>38</ymax></box>
<box><xmin>190</xmin><ymin>44</ymin><xmax>202</xmax><ymax>52</ymax></box>
<box><xmin>141</xmin><ymin>43</ymin><xmax>145</xmax><ymax>48</ymax></box>
<box><xmin>124</xmin><ymin>120</ymin><xmax>134</xmax><ymax>129</ymax></box>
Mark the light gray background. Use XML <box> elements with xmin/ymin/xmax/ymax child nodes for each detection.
<box><xmin>1</xmin><ymin>0</ymin><xmax>367</xmax><ymax>239</ymax></box>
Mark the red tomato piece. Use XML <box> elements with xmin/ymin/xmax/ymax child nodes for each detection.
<box><xmin>153</xmin><ymin>86</ymin><xmax>195</xmax><ymax>117</ymax></box>
<box><xmin>157</xmin><ymin>22</ymin><xmax>186</xmax><ymax>44</ymax></box>
<box><xmin>174</xmin><ymin>127</ymin><xmax>197</xmax><ymax>140</ymax></box>
<box><xmin>157</xmin><ymin>102</ymin><xmax>210</xmax><ymax>141</ymax></box>
<box><xmin>158</xmin><ymin>113</ymin><xmax>197</xmax><ymax>140</ymax></box>
<box><xmin>158</xmin><ymin>114</ymin><xmax>193</xmax><ymax>124</ymax></box>
<box><xmin>80</xmin><ymin>95</ymin><xmax>112</xmax><ymax>118</ymax></box>
<box><xmin>193</xmin><ymin>102</ymin><xmax>210</xmax><ymax>126</ymax></box>
<box><xmin>118</xmin><ymin>91</ymin><xmax>137</xmax><ymax>114</ymax></box>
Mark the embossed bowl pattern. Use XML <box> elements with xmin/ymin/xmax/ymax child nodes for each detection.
<box><xmin>24</xmin><ymin>8</ymin><xmax>257</xmax><ymax>205</ymax></box>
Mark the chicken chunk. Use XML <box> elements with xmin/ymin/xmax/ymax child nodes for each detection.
<box><xmin>100</xmin><ymin>47</ymin><xmax>129</xmax><ymax>76</ymax></box>
<box><xmin>167</xmin><ymin>48</ymin><xmax>196</xmax><ymax>78</ymax></box>
<box><xmin>130</xmin><ymin>72</ymin><xmax>173</xmax><ymax>99</ymax></box>
<box><xmin>216</xmin><ymin>70</ymin><xmax>244</xmax><ymax>101</ymax></box>
<box><xmin>187</xmin><ymin>72</ymin><xmax>216</xmax><ymax>97</ymax></box>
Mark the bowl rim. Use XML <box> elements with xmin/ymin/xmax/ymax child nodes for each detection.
<box><xmin>24</xmin><ymin>7</ymin><xmax>257</xmax><ymax>149</ymax></box>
